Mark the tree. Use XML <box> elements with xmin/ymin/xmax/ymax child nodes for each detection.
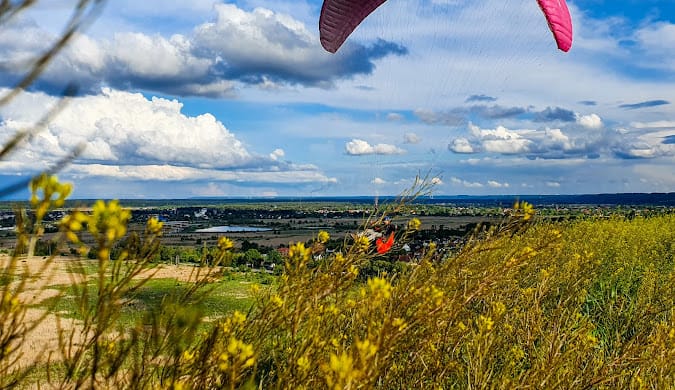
<box><xmin>243</xmin><ymin>248</ymin><xmax>263</xmax><ymax>268</ymax></box>
<box><xmin>266</xmin><ymin>249</ymin><xmax>284</xmax><ymax>265</ymax></box>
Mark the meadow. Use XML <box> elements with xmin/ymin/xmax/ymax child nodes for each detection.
<box><xmin>0</xmin><ymin>176</ymin><xmax>673</xmax><ymax>389</ymax></box>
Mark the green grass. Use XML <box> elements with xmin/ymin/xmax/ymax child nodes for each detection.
<box><xmin>35</xmin><ymin>271</ymin><xmax>263</xmax><ymax>328</ymax></box>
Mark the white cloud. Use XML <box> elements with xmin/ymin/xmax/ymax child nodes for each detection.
<box><xmin>345</xmin><ymin>139</ymin><xmax>406</xmax><ymax>155</ymax></box>
<box><xmin>431</xmin><ymin>177</ymin><xmax>443</xmax><ymax>185</ymax></box>
<box><xmin>460</xmin><ymin>123</ymin><xmax>532</xmax><ymax>154</ymax></box>
<box><xmin>450</xmin><ymin>177</ymin><xmax>483</xmax><ymax>188</ymax></box>
<box><xmin>0</xmin><ymin>3</ymin><xmax>405</xmax><ymax>97</ymax></box>
<box><xmin>0</xmin><ymin>88</ymin><xmax>337</xmax><ymax>186</ymax></box>
<box><xmin>546</xmin><ymin>181</ymin><xmax>561</xmax><ymax>188</ymax></box>
<box><xmin>387</xmin><ymin>113</ymin><xmax>404</xmax><ymax>121</ymax></box>
<box><xmin>634</xmin><ymin>22</ymin><xmax>675</xmax><ymax>70</ymax></box>
<box><xmin>487</xmin><ymin>180</ymin><xmax>509</xmax><ymax>188</ymax></box>
<box><xmin>371</xmin><ymin>177</ymin><xmax>386</xmax><ymax>185</ymax></box>
<box><xmin>449</xmin><ymin>137</ymin><xmax>474</xmax><ymax>153</ymax></box>
<box><xmin>269</xmin><ymin>148</ymin><xmax>285</xmax><ymax>160</ymax></box>
<box><xmin>631</xmin><ymin>120</ymin><xmax>675</xmax><ymax>129</ymax></box>
<box><xmin>577</xmin><ymin>113</ymin><xmax>603</xmax><ymax>129</ymax></box>
<box><xmin>403</xmin><ymin>132</ymin><xmax>420</xmax><ymax>144</ymax></box>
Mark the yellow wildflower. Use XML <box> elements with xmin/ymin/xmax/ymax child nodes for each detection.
<box><xmin>218</xmin><ymin>236</ymin><xmax>234</xmax><ymax>250</ymax></box>
<box><xmin>367</xmin><ymin>277</ymin><xmax>392</xmax><ymax>301</ymax></box>
<box><xmin>325</xmin><ymin>352</ymin><xmax>356</xmax><ymax>389</ymax></box>
<box><xmin>317</xmin><ymin>230</ymin><xmax>330</xmax><ymax>244</ymax></box>
<box><xmin>147</xmin><ymin>217</ymin><xmax>164</xmax><ymax>234</ymax></box>
<box><xmin>356</xmin><ymin>339</ymin><xmax>378</xmax><ymax>360</ymax></box>
<box><xmin>182</xmin><ymin>350</ymin><xmax>195</xmax><ymax>363</ymax></box>
<box><xmin>477</xmin><ymin>315</ymin><xmax>494</xmax><ymax>332</ymax></box>
<box><xmin>354</xmin><ymin>235</ymin><xmax>370</xmax><ymax>252</ymax></box>
<box><xmin>392</xmin><ymin>317</ymin><xmax>407</xmax><ymax>332</ymax></box>
<box><xmin>347</xmin><ymin>265</ymin><xmax>359</xmax><ymax>277</ymax></box>
<box><xmin>297</xmin><ymin>356</ymin><xmax>310</xmax><ymax>371</ymax></box>
<box><xmin>270</xmin><ymin>294</ymin><xmax>284</xmax><ymax>308</ymax></box>
<box><xmin>289</xmin><ymin>242</ymin><xmax>311</xmax><ymax>263</ymax></box>
<box><xmin>231</xmin><ymin>310</ymin><xmax>246</xmax><ymax>324</ymax></box>
<box><xmin>492</xmin><ymin>301</ymin><xmax>506</xmax><ymax>317</ymax></box>
<box><xmin>407</xmin><ymin>217</ymin><xmax>422</xmax><ymax>231</ymax></box>
<box><xmin>510</xmin><ymin>346</ymin><xmax>525</xmax><ymax>360</ymax></box>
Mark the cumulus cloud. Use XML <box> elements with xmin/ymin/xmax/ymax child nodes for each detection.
<box><xmin>371</xmin><ymin>177</ymin><xmax>386</xmax><ymax>185</ymax></box>
<box><xmin>344</xmin><ymin>139</ymin><xmax>405</xmax><ymax>155</ymax></box>
<box><xmin>446</xmin><ymin>120</ymin><xmax>659</xmax><ymax>160</ymax></box>
<box><xmin>546</xmin><ymin>181</ymin><xmax>561</xmax><ymax>188</ymax></box>
<box><xmin>448</xmin><ymin>137</ymin><xmax>474</xmax><ymax>153</ymax></box>
<box><xmin>0</xmin><ymin>88</ymin><xmax>336</xmax><ymax>185</ymax></box>
<box><xmin>487</xmin><ymin>180</ymin><xmax>509</xmax><ymax>188</ymax></box>
<box><xmin>468</xmin><ymin>123</ymin><xmax>532</xmax><ymax>154</ymax></box>
<box><xmin>403</xmin><ymin>132</ymin><xmax>420</xmax><ymax>144</ymax></box>
<box><xmin>0</xmin><ymin>4</ymin><xmax>407</xmax><ymax>96</ymax></box>
<box><xmin>577</xmin><ymin>113</ymin><xmax>603</xmax><ymax>129</ymax></box>
<box><xmin>269</xmin><ymin>148</ymin><xmax>285</xmax><ymax>160</ymax></box>
<box><xmin>450</xmin><ymin>177</ymin><xmax>483</xmax><ymax>188</ymax></box>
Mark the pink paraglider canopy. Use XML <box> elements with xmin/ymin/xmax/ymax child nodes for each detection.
<box><xmin>537</xmin><ymin>0</ymin><xmax>573</xmax><ymax>52</ymax></box>
<box><xmin>319</xmin><ymin>0</ymin><xmax>573</xmax><ymax>53</ymax></box>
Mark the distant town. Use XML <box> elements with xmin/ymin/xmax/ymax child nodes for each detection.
<box><xmin>1</xmin><ymin>194</ymin><xmax>672</xmax><ymax>269</ymax></box>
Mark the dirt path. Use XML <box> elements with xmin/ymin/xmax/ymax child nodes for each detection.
<box><xmin>1</xmin><ymin>255</ymin><xmax>209</xmax><ymax>370</ymax></box>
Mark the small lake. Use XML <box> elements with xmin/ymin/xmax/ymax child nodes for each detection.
<box><xmin>195</xmin><ymin>226</ymin><xmax>272</xmax><ymax>233</ymax></box>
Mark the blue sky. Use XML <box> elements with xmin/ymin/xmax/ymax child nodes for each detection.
<box><xmin>0</xmin><ymin>0</ymin><xmax>674</xmax><ymax>198</ymax></box>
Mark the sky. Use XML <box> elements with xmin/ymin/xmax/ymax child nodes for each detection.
<box><xmin>0</xmin><ymin>0</ymin><xmax>674</xmax><ymax>198</ymax></box>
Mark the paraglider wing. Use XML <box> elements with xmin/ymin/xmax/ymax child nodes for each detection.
<box><xmin>319</xmin><ymin>0</ymin><xmax>388</xmax><ymax>53</ymax></box>
<box><xmin>319</xmin><ymin>0</ymin><xmax>573</xmax><ymax>54</ymax></box>
<box><xmin>536</xmin><ymin>0</ymin><xmax>573</xmax><ymax>52</ymax></box>
<box><xmin>376</xmin><ymin>232</ymin><xmax>395</xmax><ymax>254</ymax></box>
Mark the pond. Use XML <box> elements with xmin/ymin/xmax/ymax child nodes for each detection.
<box><xmin>194</xmin><ymin>226</ymin><xmax>273</xmax><ymax>233</ymax></box>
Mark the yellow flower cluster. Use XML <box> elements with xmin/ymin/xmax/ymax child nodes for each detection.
<box><xmin>324</xmin><ymin>352</ymin><xmax>356</xmax><ymax>390</ymax></box>
<box><xmin>270</xmin><ymin>294</ymin><xmax>284</xmax><ymax>308</ymax></box>
<box><xmin>477</xmin><ymin>315</ymin><xmax>495</xmax><ymax>332</ymax></box>
<box><xmin>218</xmin><ymin>337</ymin><xmax>255</xmax><ymax>371</ymax></box>
<box><xmin>60</xmin><ymin>210</ymin><xmax>88</xmax><ymax>244</ymax></box>
<box><xmin>425</xmin><ymin>285</ymin><xmax>444</xmax><ymax>307</ymax></box>
<box><xmin>354</xmin><ymin>235</ymin><xmax>370</xmax><ymax>253</ymax></box>
<box><xmin>355</xmin><ymin>339</ymin><xmax>378</xmax><ymax>361</ymax></box>
<box><xmin>513</xmin><ymin>201</ymin><xmax>535</xmax><ymax>221</ymax></box>
<box><xmin>1</xmin><ymin>292</ymin><xmax>20</xmax><ymax>312</ymax></box>
<box><xmin>29</xmin><ymin>174</ymin><xmax>72</xmax><ymax>220</ymax></box>
<box><xmin>297</xmin><ymin>356</ymin><xmax>311</xmax><ymax>372</ymax></box>
<box><xmin>289</xmin><ymin>242</ymin><xmax>311</xmax><ymax>263</ymax></box>
<box><xmin>392</xmin><ymin>317</ymin><xmax>407</xmax><ymax>332</ymax></box>
<box><xmin>367</xmin><ymin>277</ymin><xmax>392</xmax><ymax>301</ymax></box>
<box><xmin>146</xmin><ymin>217</ymin><xmax>164</xmax><ymax>235</ymax></box>
<box><xmin>89</xmin><ymin>199</ymin><xmax>130</xmax><ymax>243</ymax></box>
<box><xmin>407</xmin><ymin>217</ymin><xmax>422</xmax><ymax>231</ymax></box>
<box><xmin>217</xmin><ymin>236</ymin><xmax>234</xmax><ymax>251</ymax></box>
<box><xmin>317</xmin><ymin>230</ymin><xmax>330</xmax><ymax>244</ymax></box>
